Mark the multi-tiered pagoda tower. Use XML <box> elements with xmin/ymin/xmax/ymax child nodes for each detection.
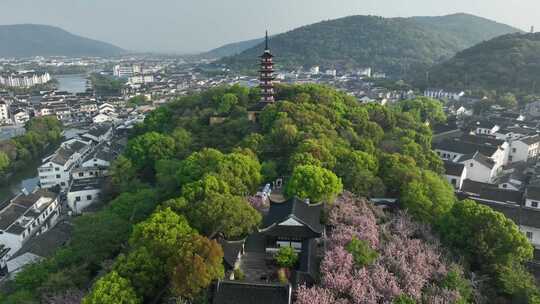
<box><xmin>247</xmin><ymin>31</ymin><xmax>276</xmax><ymax>122</ymax></box>
<box><xmin>259</xmin><ymin>31</ymin><xmax>275</xmax><ymax>103</ymax></box>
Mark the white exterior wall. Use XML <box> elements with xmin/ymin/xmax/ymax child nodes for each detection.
<box><xmin>82</xmin><ymin>158</ymin><xmax>110</xmax><ymax>168</ymax></box>
<box><xmin>0</xmin><ymin>197</ymin><xmax>59</xmax><ymax>257</ymax></box>
<box><xmin>476</xmin><ymin>126</ymin><xmax>500</xmax><ymax>135</ymax></box>
<box><xmin>13</xmin><ymin>112</ymin><xmax>29</xmax><ymax>124</ymax></box>
<box><xmin>460</xmin><ymin>159</ymin><xmax>495</xmax><ymax>183</ymax></box>
<box><xmin>0</xmin><ymin>103</ymin><xmax>9</xmax><ymax>122</ymax></box>
<box><xmin>521</xmin><ymin>225</ymin><xmax>540</xmax><ymax>249</ymax></box>
<box><xmin>0</xmin><ymin>233</ymin><xmax>24</xmax><ymax>257</ymax></box>
<box><xmin>510</xmin><ymin>140</ymin><xmax>539</xmax><ymax>163</ymax></box>
<box><xmin>491</xmin><ymin>144</ymin><xmax>509</xmax><ymax>167</ymax></box>
<box><xmin>67</xmin><ymin>189</ymin><xmax>101</xmax><ymax>214</ymax></box>
<box><xmin>510</xmin><ymin>141</ymin><xmax>529</xmax><ymax>163</ymax></box>
<box><xmin>525</xmin><ymin>198</ymin><xmax>540</xmax><ymax>209</ymax></box>
<box><xmin>38</xmin><ymin>162</ymin><xmax>70</xmax><ymax>189</ymax></box>
<box><xmin>445</xmin><ymin>167</ymin><xmax>467</xmax><ymax>190</ymax></box>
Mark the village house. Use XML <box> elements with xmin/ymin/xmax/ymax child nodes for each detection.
<box><xmin>66</xmin><ymin>178</ymin><xmax>104</xmax><ymax>214</ymax></box>
<box><xmin>12</xmin><ymin>109</ymin><xmax>29</xmax><ymax>125</ymax></box>
<box><xmin>474</xmin><ymin>120</ymin><xmax>500</xmax><ymax>135</ymax></box>
<box><xmin>444</xmin><ymin>161</ymin><xmax>467</xmax><ymax>189</ymax></box>
<box><xmin>508</xmin><ymin>135</ymin><xmax>540</xmax><ymax>163</ymax></box>
<box><xmin>0</xmin><ymin>190</ymin><xmax>60</xmax><ymax>258</ymax></box>
<box><xmin>424</xmin><ymin>89</ymin><xmax>465</xmax><ymax>101</ymax></box>
<box><xmin>0</xmin><ymin>100</ymin><xmax>9</xmax><ymax>123</ymax></box>
<box><xmin>38</xmin><ymin>139</ymin><xmax>92</xmax><ymax>190</ymax></box>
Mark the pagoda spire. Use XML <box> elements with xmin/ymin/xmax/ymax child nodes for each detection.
<box><xmin>259</xmin><ymin>30</ymin><xmax>275</xmax><ymax>103</ymax></box>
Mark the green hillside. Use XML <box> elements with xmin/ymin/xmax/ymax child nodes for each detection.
<box><xmin>202</xmin><ymin>37</ymin><xmax>265</xmax><ymax>59</ymax></box>
<box><xmin>0</xmin><ymin>24</ymin><xmax>125</xmax><ymax>58</ymax></box>
<box><xmin>219</xmin><ymin>13</ymin><xmax>520</xmax><ymax>76</ymax></box>
<box><xmin>420</xmin><ymin>32</ymin><xmax>540</xmax><ymax>94</ymax></box>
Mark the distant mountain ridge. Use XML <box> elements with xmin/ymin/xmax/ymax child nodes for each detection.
<box><xmin>217</xmin><ymin>13</ymin><xmax>521</xmax><ymax>76</ymax></box>
<box><xmin>418</xmin><ymin>32</ymin><xmax>540</xmax><ymax>94</ymax></box>
<box><xmin>202</xmin><ymin>37</ymin><xmax>265</xmax><ymax>59</ymax></box>
<box><xmin>0</xmin><ymin>24</ymin><xmax>125</xmax><ymax>58</ymax></box>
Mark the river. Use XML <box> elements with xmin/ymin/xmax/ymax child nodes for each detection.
<box><xmin>55</xmin><ymin>74</ymin><xmax>88</xmax><ymax>93</ymax></box>
<box><xmin>0</xmin><ymin>158</ymin><xmax>40</xmax><ymax>204</ymax></box>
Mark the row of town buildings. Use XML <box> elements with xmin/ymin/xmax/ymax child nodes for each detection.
<box><xmin>0</xmin><ymin>71</ymin><xmax>51</xmax><ymax>88</ymax></box>
<box><xmin>433</xmin><ymin>106</ymin><xmax>540</xmax><ymax>252</ymax></box>
<box><xmin>0</xmin><ymin>122</ymin><xmax>127</xmax><ymax>275</ymax></box>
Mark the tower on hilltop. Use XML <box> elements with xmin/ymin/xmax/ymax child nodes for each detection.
<box><xmin>259</xmin><ymin>31</ymin><xmax>275</xmax><ymax>103</ymax></box>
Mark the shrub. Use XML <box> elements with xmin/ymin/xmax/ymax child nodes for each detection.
<box><xmin>233</xmin><ymin>268</ymin><xmax>245</xmax><ymax>281</ymax></box>
<box><xmin>393</xmin><ymin>294</ymin><xmax>416</xmax><ymax>304</ymax></box>
<box><xmin>345</xmin><ymin>237</ymin><xmax>378</xmax><ymax>267</ymax></box>
<box><xmin>440</xmin><ymin>265</ymin><xmax>472</xmax><ymax>302</ymax></box>
<box><xmin>275</xmin><ymin>246</ymin><xmax>299</xmax><ymax>268</ymax></box>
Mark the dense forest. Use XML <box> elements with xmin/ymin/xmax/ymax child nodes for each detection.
<box><xmin>1</xmin><ymin>84</ymin><xmax>537</xmax><ymax>303</ymax></box>
<box><xmin>0</xmin><ymin>116</ymin><xmax>63</xmax><ymax>181</ymax></box>
<box><xmin>218</xmin><ymin>13</ymin><xmax>519</xmax><ymax>76</ymax></box>
<box><xmin>419</xmin><ymin>33</ymin><xmax>540</xmax><ymax>95</ymax></box>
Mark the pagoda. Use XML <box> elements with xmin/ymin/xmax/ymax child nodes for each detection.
<box><xmin>259</xmin><ymin>31</ymin><xmax>275</xmax><ymax>103</ymax></box>
<box><xmin>247</xmin><ymin>31</ymin><xmax>276</xmax><ymax>122</ymax></box>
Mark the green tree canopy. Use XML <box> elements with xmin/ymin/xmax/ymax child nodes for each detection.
<box><xmin>125</xmin><ymin>132</ymin><xmax>176</xmax><ymax>171</ymax></box>
<box><xmin>439</xmin><ymin>199</ymin><xmax>533</xmax><ymax>271</ymax></box>
<box><xmin>82</xmin><ymin>271</ymin><xmax>140</xmax><ymax>304</ymax></box>
<box><xmin>183</xmin><ymin>192</ymin><xmax>261</xmax><ymax>239</ymax></box>
<box><xmin>130</xmin><ymin>208</ymin><xmax>195</xmax><ymax>260</ymax></box>
<box><xmin>397</xmin><ymin>97</ymin><xmax>446</xmax><ymax>124</ymax></box>
<box><xmin>113</xmin><ymin>246</ymin><xmax>166</xmax><ymax>301</ymax></box>
<box><xmin>168</xmin><ymin>235</ymin><xmax>224</xmax><ymax>299</ymax></box>
<box><xmin>400</xmin><ymin>170</ymin><xmax>455</xmax><ymax>223</ymax></box>
<box><xmin>286</xmin><ymin>164</ymin><xmax>343</xmax><ymax>203</ymax></box>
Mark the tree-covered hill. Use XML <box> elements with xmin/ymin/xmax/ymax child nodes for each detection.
<box><xmin>201</xmin><ymin>37</ymin><xmax>265</xmax><ymax>59</ymax></box>
<box><xmin>218</xmin><ymin>13</ymin><xmax>520</xmax><ymax>76</ymax></box>
<box><xmin>417</xmin><ymin>32</ymin><xmax>540</xmax><ymax>95</ymax></box>
<box><xmin>1</xmin><ymin>85</ymin><xmax>537</xmax><ymax>303</ymax></box>
<box><xmin>0</xmin><ymin>24</ymin><xmax>125</xmax><ymax>58</ymax></box>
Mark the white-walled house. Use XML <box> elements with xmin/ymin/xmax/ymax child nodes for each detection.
<box><xmin>508</xmin><ymin>135</ymin><xmax>540</xmax><ymax>163</ymax></box>
<box><xmin>475</xmin><ymin>121</ymin><xmax>500</xmax><ymax>135</ymax></box>
<box><xmin>67</xmin><ymin>178</ymin><xmax>103</xmax><ymax>214</ymax></box>
<box><xmin>12</xmin><ymin>109</ymin><xmax>29</xmax><ymax>125</ymax></box>
<box><xmin>82</xmin><ymin>124</ymin><xmax>113</xmax><ymax>144</ymax></box>
<box><xmin>81</xmin><ymin>150</ymin><xmax>115</xmax><ymax>169</ymax></box>
<box><xmin>434</xmin><ymin>138</ymin><xmax>506</xmax><ymax>165</ymax></box>
<box><xmin>92</xmin><ymin>113</ymin><xmax>111</xmax><ymax>124</ymax></box>
<box><xmin>444</xmin><ymin>161</ymin><xmax>467</xmax><ymax>189</ymax></box>
<box><xmin>424</xmin><ymin>89</ymin><xmax>465</xmax><ymax>101</ymax></box>
<box><xmin>456</xmin><ymin>152</ymin><xmax>498</xmax><ymax>183</ymax></box>
<box><xmin>0</xmin><ymin>190</ymin><xmax>60</xmax><ymax>258</ymax></box>
<box><xmin>98</xmin><ymin>103</ymin><xmax>116</xmax><ymax>115</ymax></box>
<box><xmin>455</xmin><ymin>106</ymin><xmax>473</xmax><ymax>117</ymax></box>
<box><xmin>38</xmin><ymin>140</ymin><xmax>92</xmax><ymax>190</ymax></box>
<box><xmin>525</xmin><ymin>186</ymin><xmax>540</xmax><ymax>209</ymax></box>
<box><xmin>0</xmin><ymin>100</ymin><xmax>9</xmax><ymax>123</ymax></box>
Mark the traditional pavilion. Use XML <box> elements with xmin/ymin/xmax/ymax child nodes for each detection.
<box><xmin>259</xmin><ymin>197</ymin><xmax>324</xmax><ymax>253</ymax></box>
<box><xmin>248</xmin><ymin>31</ymin><xmax>276</xmax><ymax>122</ymax></box>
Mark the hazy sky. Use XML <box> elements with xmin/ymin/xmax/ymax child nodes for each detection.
<box><xmin>0</xmin><ymin>0</ymin><xmax>538</xmax><ymax>53</ymax></box>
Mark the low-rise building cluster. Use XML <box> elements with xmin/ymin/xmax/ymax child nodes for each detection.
<box><xmin>0</xmin><ymin>71</ymin><xmax>51</xmax><ymax>88</ymax></box>
<box><xmin>435</xmin><ymin>103</ymin><xmax>540</xmax><ymax>252</ymax></box>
